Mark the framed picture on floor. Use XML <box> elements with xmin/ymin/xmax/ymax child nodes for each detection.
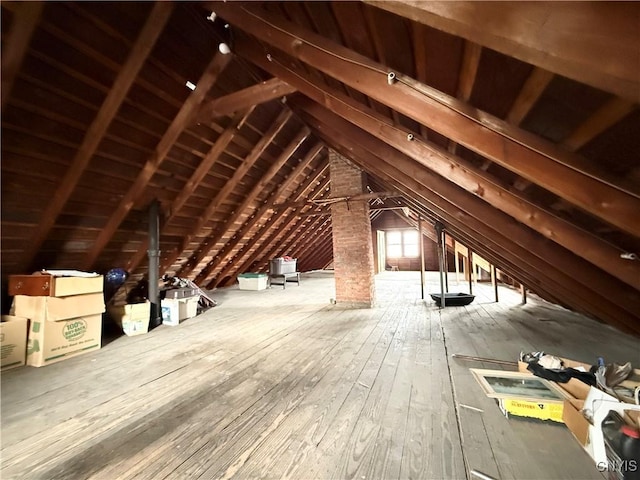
<box><xmin>470</xmin><ymin>369</ymin><xmax>573</xmax><ymax>403</ymax></box>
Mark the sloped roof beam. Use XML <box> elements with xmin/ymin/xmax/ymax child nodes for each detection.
<box><xmin>212</xmin><ymin>173</ymin><xmax>330</xmax><ymax>287</ymax></box>
<box><xmin>197</xmin><ymin>142</ymin><xmax>323</xmax><ymax>285</ymax></box>
<box><xmin>166</xmin><ymin>108</ymin><xmax>293</xmax><ymax>277</ymax></box>
<box><xmin>294</xmin><ymin>103</ymin><xmax>640</xmax><ymax>333</ymax></box>
<box><xmin>1</xmin><ymin>2</ymin><xmax>43</xmax><ymax>108</ymax></box>
<box><xmin>214</xmin><ymin>172</ymin><xmax>330</xmax><ymax>288</ymax></box>
<box><xmin>191</xmin><ymin>127</ymin><xmax>310</xmax><ymax>284</ymax></box>
<box><xmin>563</xmin><ymin>97</ymin><xmax>637</xmax><ymax>152</ymax></box>
<box><xmin>125</xmin><ymin>108</ymin><xmax>252</xmax><ymax>273</ymax></box>
<box><xmin>242</xmin><ymin>46</ymin><xmax>639</xmax><ymax>290</ymax></box>
<box><xmin>19</xmin><ymin>2</ymin><xmax>173</xmax><ymax>272</ymax></box>
<box><xmin>364</xmin><ymin>1</ymin><xmax>640</xmax><ymax>102</ymax></box>
<box><xmin>214</xmin><ymin>3</ymin><xmax>640</xmax><ymax>237</ymax></box>
<box><xmin>82</xmin><ymin>46</ymin><xmax>231</xmax><ymax>270</ymax></box>
<box><xmin>448</xmin><ymin>40</ymin><xmax>482</xmax><ymax>154</ymax></box>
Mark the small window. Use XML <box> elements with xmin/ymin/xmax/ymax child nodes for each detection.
<box><xmin>386</xmin><ymin>229</ymin><xmax>419</xmax><ymax>258</ymax></box>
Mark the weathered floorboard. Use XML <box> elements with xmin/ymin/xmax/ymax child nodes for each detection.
<box><xmin>2</xmin><ymin>270</ymin><xmax>638</xmax><ymax>480</ymax></box>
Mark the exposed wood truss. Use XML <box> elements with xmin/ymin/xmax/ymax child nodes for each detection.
<box><xmin>365</xmin><ymin>1</ymin><xmax>640</xmax><ymax>102</ymax></box>
<box><xmin>1</xmin><ymin>2</ymin><xmax>638</xmax><ymax>334</ymax></box>
<box><xmin>195</xmin><ymin>77</ymin><xmax>296</xmax><ymax>124</ymax></box>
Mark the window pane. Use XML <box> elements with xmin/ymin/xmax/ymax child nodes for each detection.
<box><xmin>387</xmin><ymin>245</ymin><xmax>402</xmax><ymax>257</ymax></box>
<box><xmin>387</xmin><ymin>231</ymin><xmax>402</xmax><ymax>244</ymax></box>
<box><xmin>404</xmin><ymin>244</ymin><xmax>419</xmax><ymax>257</ymax></box>
<box><xmin>403</xmin><ymin>230</ymin><xmax>418</xmax><ymax>243</ymax></box>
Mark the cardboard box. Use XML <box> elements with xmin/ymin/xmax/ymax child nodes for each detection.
<box><xmin>238</xmin><ymin>273</ymin><xmax>268</xmax><ymax>291</ymax></box>
<box><xmin>179</xmin><ymin>296</ymin><xmax>198</xmax><ymax>320</ymax></box>
<box><xmin>11</xmin><ymin>293</ymin><xmax>105</xmax><ymax>321</ymax></box>
<box><xmin>27</xmin><ymin>314</ymin><xmax>102</xmax><ymax>367</ymax></box>
<box><xmin>1</xmin><ymin>315</ymin><xmax>28</xmax><ymax>370</ymax></box>
<box><xmin>108</xmin><ymin>302</ymin><xmax>150</xmax><ymax>336</ymax></box>
<box><xmin>9</xmin><ymin>272</ymin><xmax>103</xmax><ymax>297</ymax></box>
<box><xmin>563</xmin><ymin>398</ymin><xmax>589</xmax><ymax>446</ymax></box>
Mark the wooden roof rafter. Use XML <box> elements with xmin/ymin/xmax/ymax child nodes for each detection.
<box><xmin>214</xmin><ymin>172</ymin><xmax>331</xmax><ymax>287</ymax></box>
<box><xmin>125</xmin><ymin>108</ymin><xmax>253</xmax><ymax>273</ymax></box>
<box><xmin>244</xmin><ymin>45</ymin><xmax>640</xmax><ymax>289</ymax></box>
<box><xmin>18</xmin><ymin>1</ymin><xmax>174</xmax><ymax>273</ymax></box>
<box><xmin>294</xmin><ymin>98</ymin><xmax>640</xmax><ymax>334</ymax></box>
<box><xmin>81</xmin><ymin>46</ymin><xmax>232</xmax><ymax>270</ymax></box>
<box><xmin>365</xmin><ymin>1</ymin><xmax>640</xmax><ymax>102</ymax></box>
<box><xmin>1</xmin><ymin>2</ymin><xmax>44</xmax><ymax>108</ymax></box>
<box><xmin>448</xmin><ymin>39</ymin><xmax>482</xmax><ymax>154</ymax></box>
<box><xmin>212</xmin><ymin>170</ymin><xmax>331</xmax><ymax>288</ymax></box>
<box><xmin>166</xmin><ymin>108</ymin><xmax>294</xmax><ymax>277</ymax></box>
<box><xmin>196</xmin><ymin>142</ymin><xmax>324</xmax><ymax>284</ymax></box>
<box><xmin>214</xmin><ymin>2</ymin><xmax>640</xmax><ymax>238</ymax></box>
<box><xmin>192</xmin><ymin>126</ymin><xmax>311</xmax><ymax>284</ymax></box>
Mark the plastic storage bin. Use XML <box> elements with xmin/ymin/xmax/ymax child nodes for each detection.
<box><xmin>269</xmin><ymin>258</ymin><xmax>297</xmax><ymax>275</ymax></box>
<box><xmin>238</xmin><ymin>273</ymin><xmax>268</xmax><ymax>290</ymax></box>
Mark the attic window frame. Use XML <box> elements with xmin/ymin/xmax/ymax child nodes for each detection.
<box><xmin>386</xmin><ymin>229</ymin><xmax>419</xmax><ymax>258</ymax></box>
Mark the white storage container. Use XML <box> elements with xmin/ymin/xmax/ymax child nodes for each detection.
<box><xmin>238</xmin><ymin>273</ymin><xmax>268</xmax><ymax>291</ymax></box>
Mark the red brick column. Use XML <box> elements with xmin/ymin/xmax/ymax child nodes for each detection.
<box><xmin>329</xmin><ymin>150</ymin><xmax>375</xmax><ymax>307</ymax></box>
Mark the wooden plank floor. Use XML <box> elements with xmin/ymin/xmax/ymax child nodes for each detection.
<box><xmin>2</xmin><ymin>270</ymin><xmax>638</xmax><ymax>479</ymax></box>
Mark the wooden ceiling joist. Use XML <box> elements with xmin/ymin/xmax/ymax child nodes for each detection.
<box><xmin>364</xmin><ymin>1</ymin><xmax>640</xmax><ymax>102</ymax></box>
<box><xmin>194</xmin><ymin>77</ymin><xmax>296</xmax><ymax>124</ymax></box>
<box><xmin>1</xmin><ymin>2</ymin><xmax>43</xmax><ymax>108</ymax></box>
<box><xmin>295</xmin><ymin>103</ymin><xmax>640</xmax><ymax>334</ymax></box>
<box><xmin>506</xmin><ymin>67</ymin><xmax>555</xmax><ymax>125</ymax></box>
<box><xmin>563</xmin><ymin>97</ymin><xmax>636</xmax><ymax>152</ymax></box>
<box><xmin>82</xmin><ymin>49</ymin><xmax>232</xmax><ymax>270</ymax></box>
<box><xmin>216</xmin><ymin>3</ymin><xmax>640</xmax><ymax>237</ymax></box>
<box><xmin>212</xmin><ymin>170</ymin><xmax>330</xmax><ymax>288</ymax></box>
<box><xmin>248</xmin><ymin>46</ymin><xmax>640</xmax><ymax>290</ymax></box>
<box><xmin>192</xmin><ymin>126</ymin><xmax>311</xmax><ymax>284</ymax></box>
<box><xmin>197</xmin><ymin>142</ymin><xmax>323</xmax><ymax>285</ymax></box>
<box><xmin>195</xmin><ymin>127</ymin><xmax>311</xmax><ymax>284</ymax></box>
<box><xmin>125</xmin><ymin>108</ymin><xmax>252</xmax><ymax>273</ymax></box>
<box><xmin>213</xmin><ymin>172</ymin><xmax>331</xmax><ymax>288</ymax></box>
<box><xmin>19</xmin><ymin>1</ymin><xmax>173</xmax><ymax>273</ymax></box>
<box><xmin>347</xmin><ymin>145</ymin><xmax>635</xmax><ymax>331</ymax></box>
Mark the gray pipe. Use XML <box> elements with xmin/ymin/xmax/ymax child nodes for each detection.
<box><xmin>148</xmin><ymin>199</ymin><xmax>161</xmax><ymax>327</ymax></box>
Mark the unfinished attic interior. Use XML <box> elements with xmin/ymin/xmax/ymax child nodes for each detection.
<box><xmin>1</xmin><ymin>2</ymin><xmax>640</xmax><ymax>479</ymax></box>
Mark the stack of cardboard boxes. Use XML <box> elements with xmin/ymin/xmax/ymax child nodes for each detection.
<box><xmin>1</xmin><ymin>315</ymin><xmax>29</xmax><ymax>370</ymax></box>
<box><xmin>7</xmin><ymin>272</ymin><xmax>105</xmax><ymax>367</ymax></box>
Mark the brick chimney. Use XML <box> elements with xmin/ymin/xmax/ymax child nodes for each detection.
<box><xmin>329</xmin><ymin>150</ymin><xmax>375</xmax><ymax>307</ymax></box>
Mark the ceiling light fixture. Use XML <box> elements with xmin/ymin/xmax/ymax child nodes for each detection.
<box><xmin>185</xmin><ymin>81</ymin><xmax>196</xmax><ymax>91</ymax></box>
<box><xmin>218</xmin><ymin>42</ymin><xmax>231</xmax><ymax>55</ymax></box>
<box><xmin>207</xmin><ymin>12</ymin><xmax>216</xmax><ymax>22</ymax></box>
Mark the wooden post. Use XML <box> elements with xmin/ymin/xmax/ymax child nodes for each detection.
<box><xmin>521</xmin><ymin>283</ymin><xmax>527</xmax><ymax>304</ymax></box>
<box><xmin>468</xmin><ymin>249</ymin><xmax>473</xmax><ymax>295</ymax></box>
<box><xmin>435</xmin><ymin>222</ymin><xmax>446</xmax><ymax>308</ymax></box>
<box><xmin>443</xmin><ymin>231</ymin><xmax>449</xmax><ymax>293</ymax></box>
<box><xmin>455</xmin><ymin>250</ymin><xmax>460</xmax><ymax>285</ymax></box>
<box><xmin>492</xmin><ymin>265</ymin><xmax>499</xmax><ymax>302</ymax></box>
<box><xmin>419</xmin><ymin>217</ymin><xmax>425</xmax><ymax>300</ymax></box>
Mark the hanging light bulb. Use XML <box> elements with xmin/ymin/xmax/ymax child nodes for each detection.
<box><xmin>218</xmin><ymin>42</ymin><xmax>231</xmax><ymax>55</ymax></box>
